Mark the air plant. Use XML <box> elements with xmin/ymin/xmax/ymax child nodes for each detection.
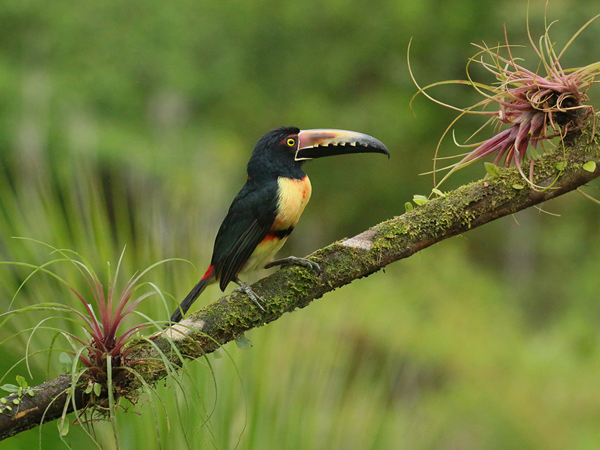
<box><xmin>410</xmin><ymin>12</ymin><xmax>600</xmax><ymax>188</ymax></box>
<box><xmin>62</xmin><ymin>250</ymin><xmax>163</xmax><ymax>379</ymax></box>
<box><xmin>3</xmin><ymin>241</ymin><xmax>176</xmax><ymax>396</ymax></box>
<box><xmin>0</xmin><ymin>241</ymin><xmax>212</xmax><ymax>445</ymax></box>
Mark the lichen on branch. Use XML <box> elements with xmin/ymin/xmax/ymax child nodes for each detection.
<box><xmin>1</xmin><ymin>112</ymin><xmax>599</xmax><ymax>441</ymax></box>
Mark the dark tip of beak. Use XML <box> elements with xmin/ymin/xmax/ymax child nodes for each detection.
<box><xmin>295</xmin><ymin>129</ymin><xmax>390</xmax><ymax>161</ymax></box>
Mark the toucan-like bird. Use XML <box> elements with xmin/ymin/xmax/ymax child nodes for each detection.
<box><xmin>169</xmin><ymin>126</ymin><xmax>389</xmax><ymax>323</ymax></box>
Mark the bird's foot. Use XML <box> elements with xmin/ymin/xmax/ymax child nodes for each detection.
<box><xmin>233</xmin><ymin>278</ymin><xmax>266</xmax><ymax>311</ymax></box>
<box><xmin>265</xmin><ymin>256</ymin><xmax>321</xmax><ymax>274</ymax></box>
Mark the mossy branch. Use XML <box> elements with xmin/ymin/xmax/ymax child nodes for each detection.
<box><xmin>1</xmin><ymin>113</ymin><xmax>599</xmax><ymax>441</ymax></box>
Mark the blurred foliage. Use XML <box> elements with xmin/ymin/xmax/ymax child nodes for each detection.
<box><xmin>1</xmin><ymin>0</ymin><xmax>600</xmax><ymax>448</ymax></box>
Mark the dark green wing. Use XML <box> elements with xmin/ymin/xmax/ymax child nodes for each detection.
<box><xmin>210</xmin><ymin>179</ymin><xmax>279</xmax><ymax>290</ymax></box>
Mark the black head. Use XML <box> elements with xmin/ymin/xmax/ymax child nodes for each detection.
<box><xmin>247</xmin><ymin>126</ymin><xmax>303</xmax><ymax>180</ymax></box>
<box><xmin>247</xmin><ymin>126</ymin><xmax>389</xmax><ymax>180</ymax></box>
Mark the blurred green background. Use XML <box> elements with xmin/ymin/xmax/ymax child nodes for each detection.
<box><xmin>1</xmin><ymin>0</ymin><xmax>600</xmax><ymax>448</ymax></box>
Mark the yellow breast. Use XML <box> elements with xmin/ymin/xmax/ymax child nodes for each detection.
<box><xmin>273</xmin><ymin>176</ymin><xmax>312</xmax><ymax>229</ymax></box>
<box><xmin>240</xmin><ymin>176</ymin><xmax>312</xmax><ymax>274</ymax></box>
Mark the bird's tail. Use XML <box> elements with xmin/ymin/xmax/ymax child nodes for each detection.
<box><xmin>169</xmin><ymin>266</ymin><xmax>215</xmax><ymax>323</ymax></box>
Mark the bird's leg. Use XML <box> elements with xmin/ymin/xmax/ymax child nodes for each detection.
<box><xmin>233</xmin><ymin>277</ymin><xmax>266</xmax><ymax>311</ymax></box>
<box><xmin>265</xmin><ymin>256</ymin><xmax>321</xmax><ymax>274</ymax></box>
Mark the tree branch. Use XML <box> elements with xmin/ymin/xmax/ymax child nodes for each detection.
<box><xmin>1</xmin><ymin>113</ymin><xmax>599</xmax><ymax>440</ymax></box>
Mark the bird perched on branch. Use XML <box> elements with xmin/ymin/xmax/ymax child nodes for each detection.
<box><xmin>169</xmin><ymin>126</ymin><xmax>389</xmax><ymax>323</ymax></box>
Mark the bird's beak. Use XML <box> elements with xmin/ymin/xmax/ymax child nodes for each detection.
<box><xmin>295</xmin><ymin>129</ymin><xmax>390</xmax><ymax>161</ymax></box>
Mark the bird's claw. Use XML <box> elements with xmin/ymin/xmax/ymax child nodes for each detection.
<box><xmin>265</xmin><ymin>256</ymin><xmax>321</xmax><ymax>274</ymax></box>
<box><xmin>233</xmin><ymin>278</ymin><xmax>266</xmax><ymax>311</ymax></box>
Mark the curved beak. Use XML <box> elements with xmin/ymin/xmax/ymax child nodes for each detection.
<box><xmin>295</xmin><ymin>129</ymin><xmax>390</xmax><ymax>161</ymax></box>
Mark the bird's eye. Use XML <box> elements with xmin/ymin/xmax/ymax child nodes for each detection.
<box><xmin>286</xmin><ymin>138</ymin><xmax>296</xmax><ymax>147</ymax></box>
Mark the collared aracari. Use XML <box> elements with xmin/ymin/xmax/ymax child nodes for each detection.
<box><xmin>169</xmin><ymin>126</ymin><xmax>389</xmax><ymax>323</ymax></box>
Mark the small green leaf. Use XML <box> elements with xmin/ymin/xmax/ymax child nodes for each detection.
<box><xmin>413</xmin><ymin>195</ymin><xmax>428</xmax><ymax>206</ymax></box>
<box><xmin>58</xmin><ymin>418</ymin><xmax>69</xmax><ymax>436</ymax></box>
<box><xmin>512</xmin><ymin>183</ymin><xmax>525</xmax><ymax>190</ymax></box>
<box><xmin>431</xmin><ymin>188</ymin><xmax>446</xmax><ymax>197</ymax></box>
<box><xmin>27</xmin><ymin>390</ymin><xmax>35</xmax><ymax>397</ymax></box>
<box><xmin>59</xmin><ymin>352</ymin><xmax>72</xmax><ymax>372</ymax></box>
<box><xmin>528</xmin><ymin>146</ymin><xmax>541</xmax><ymax>160</ymax></box>
<box><xmin>484</xmin><ymin>162</ymin><xmax>501</xmax><ymax>178</ymax></box>
<box><xmin>5</xmin><ymin>405</ymin><xmax>11</xmax><ymax>411</ymax></box>
<box><xmin>556</xmin><ymin>161</ymin><xmax>567</xmax><ymax>171</ymax></box>
<box><xmin>583</xmin><ymin>161</ymin><xmax>596</xmax><ymax>173</ymax></box>
<box><xmin>12</xmin><ymin>399</ymin><xmax>19</xmax><ymax>405</ymax></box>
<box><xmin>404</xmin><ymin>202</ymin><xmax>413</xmax><ymax>213</ymax></box>
<box><xmin>235</xmin><ymin>335</ymin><xmax>252</xmax><ymax>350</ymax></box>
<box><xmin>1</xmin><ymin>384</ymin><xmax>19</xmax><ymax>394</ymax></box>
<box><xmin>93</xmin><ymin>383</ymin><xmax>102</xmax><ymax>397</ymax></box>
<box><xmin>213</xmin><ymin>349</ymin><xmax>223</xmax><ymax>359</ymax></box>
<box><xmin>1</xmin><ymin>398</ymin><xmax>6</xmax><ymax>404</ymax></box>
<box><xmin>15</xmin><ymin>376</ymin><xmax>27</xmax><ymax>390</ymax></box>
<box><xmin>84</xmin><ymin>384</ymin><xmax>93</xmax><ymax>394</ymax></box>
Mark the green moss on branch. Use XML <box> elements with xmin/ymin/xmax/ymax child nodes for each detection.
<box><xmin>3</xmin><ymin>112</ymin><xmax>599</xmax><ymax>441</ymax></box>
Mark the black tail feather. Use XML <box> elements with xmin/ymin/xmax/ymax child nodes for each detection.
<box><xmin>169</xmin><ymin>276</ymin><xmax>212</xmax><ymax>323</ymax></box>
